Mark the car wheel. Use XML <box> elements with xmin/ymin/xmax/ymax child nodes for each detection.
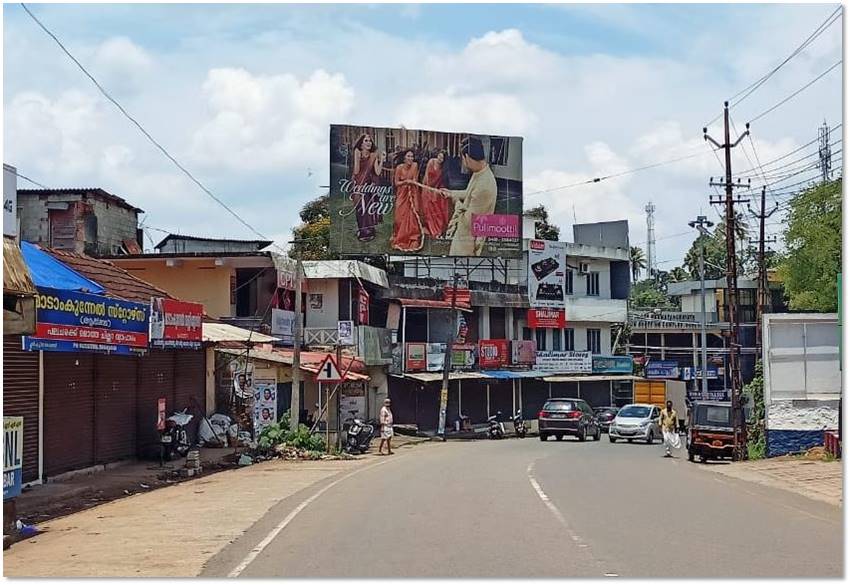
<box><xmin>539</xmin><ymin>433</ymin><xmax>548</xmax><ymax>442</ymax></box>
<box><xmin>646</xmin><ymin>431</ymin><xmax>654</xmax><ymax>445</ymax></box>
<box><xmin>609</xmin><ymin>436</ymin><xmax>617</xmax><ymax>443</ymax></box>
<box><xmin>688</xmin><ymin>450</ymin><xmax>695</xmax><ymax>462</ymax></box>
<box><xmin>593</xmin><ymin>426</ymin><xmax>601</xmax><ymax>441</ymax></box>
<box><xmin>578</xmin><ymin>427</ymin><xmax>587</xmax><ymax>442</ymax></box>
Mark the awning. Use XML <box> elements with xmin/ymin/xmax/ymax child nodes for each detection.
<box><xmin>215</xmin><ymin>347</ymin><xmax>369</xmax><ymax>381</ymax></box>
<box><xmin>394</xmin><ymin>298</ymin><xmax>472</xmax><ymax>312</ymax></box>
<box><xmin>543</xmin><ymin>375</ymin><xmax>644</xmax><ymax>383</ymax></box>
<box><xmin>396</xmin><ymin>371</ymin><xmax>491</xmax><ymax>383</ymax></box>
<box><xmin>21</xmin><ymin>241</ymin><xmax>105</xmax><ymax>293</ymax></box>
<box><xmin>203</xmin><ymin>322</ymin><xmax>279</xmax><ymax>344</ymax></box>
<box><xmin>3</xmin><ymin>237</ymin><xmax>36</xmax><ymax>295</ymax></box>
<box><xmin>482</xmin><ymin>370</ymin><xmax>548</xmax><ymax>379</ymax></box>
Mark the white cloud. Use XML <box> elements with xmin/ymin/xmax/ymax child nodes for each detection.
<box><xmin>92</xmin><ymin>36</ymin><xmax>154</xmax><ymax>94</ymax></box>
<box><xmin>396</xmin><ymin>90</ymin><xmax>536</xmax><ymax>136</ymax></box>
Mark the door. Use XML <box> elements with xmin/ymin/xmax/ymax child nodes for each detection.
<box><xmin>138</xmin><ymin>350</ymin><xmax>175</xmax><ymax>458</ymax></box>
<box><xmin>44</xmin><ymin>353</ymin><xmax>95</xmax><ymax>477</ymax></box>
<box><xmin>94</xmin><ymin>355</ymin><xmax>138</xmax><ymax>465</ymax></box>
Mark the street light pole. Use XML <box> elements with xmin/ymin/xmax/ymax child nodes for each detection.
<box><xmin>689</xmin><ymin>216</ymin><xmax>714</xmax><ymax>401</ymax></box>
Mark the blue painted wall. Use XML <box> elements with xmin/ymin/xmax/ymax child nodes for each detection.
<box><xmin>767</xmin><ymin>429</ymin><xmax>824</xmax><ymax>457</ymax></box>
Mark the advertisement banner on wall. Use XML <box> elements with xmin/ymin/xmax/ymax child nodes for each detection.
<box><xmin>338</xmin><ymin>320</ymin><xmax>355</xmax><ymax>345</ymax></box>
<box><xmin>535</xmin><ymin>350</ymin><xmax>592</xmax><ymax>373</ymax></box>
<box><xmin>646</xmin><ymin>360</ymin><xmax>680</xmax><ymax>379</ymax></box>
<box><xmin>479</xmin><ymin>339</ymin><xmax>510</xmax><ymax>368</ymax></box>
<box><xmin>149</xmin><ymin>298</ymin><xmax>203</xmax><ymax>349</ymax></box>
<box><xmin>253</xmin><ymin>379</ymin><xmax>278</xmax><ymax>438</ymax></box>
<box><xmin>358</xmin><ymin>326</ymin><xmax>393</xmax><ymax>366</ymax></box>
<box><xmin>527</xmin><ymin>308</ymin><xmax>566</xmax><ymax>329</ymax></box>
<box><xmin>329</xmin><ymin>124</ymin><xmax>523</xmax><ymax>258</ymax></box>
<box><xmin>271</xmin><ymin>308</ymin><xmax>296</xmax><ymax>344</ymax></box>
<box><xmin>23</xmin><ymin>287</ymin><xmax>149</xmax><ymax>355</ymax></box>
<box><xmin>405</xmin><ymin>342</ymin><xmax>427</xmax><ymax>371</ymax></box>
<box><xmin>511</xmin><ymin>340</ymin><xmax>537</xmax><ymax>365</ymax></box>
<box><xmin>425</xmin><ymin>343</ymin><xmax>476</xmax><ymax>371</ymax></box>
<box><xmin>592</xmin><ymin>355</ymin><xmax>634</xmax><ymax>374</ymax></box>
<box><xmin>528</xmin><ymin>239</ymin><xmax>567</xmax><ymax>308</ymax></box>
<box><xmin>3</xmin><ymin>417</ymin><xmax>23</xmax><ymax>500</ymax></box>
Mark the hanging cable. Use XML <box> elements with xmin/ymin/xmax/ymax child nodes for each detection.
<box><xmin>747</xmin><ymin>60</ymin><xmax>842</xmax><ymax>124</ymax></box>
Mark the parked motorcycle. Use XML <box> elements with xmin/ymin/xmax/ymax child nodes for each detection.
<box><xmin>488</xmin><ymin>412</ymin><xmax>506</xmax><ymax>440</ymax></box>
<box><xmin>513</xmin><ymin>410</ymin><xmax>527</xmax><ymax>438</ymax></box>
<box><xmin>344</xmin><ymin>417</ymin><xmax>377</xmax><ymax>455</ymax></box>
<box><xmin>161</xmin><ymin>409</ymin><xmax>193</xmax><ymax>461</ymax></box>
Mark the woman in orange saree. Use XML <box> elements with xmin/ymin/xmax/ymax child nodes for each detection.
<box><xmin>420</xmin><ymin>150</ymin><xmax>452</xmax><ymax>237</ymax></box>
<box><xmin>390</xmin><ymin>150</ymin><xmax>424</xmax><ymax>252</ymax></box>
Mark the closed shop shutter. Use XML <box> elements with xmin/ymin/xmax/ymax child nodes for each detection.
<box><xmin>3</xmin><ymin>336</ymin><xmax>40</xmax><ymax>483</ymax></box>
<box><xmin>44</xmin><ymin>353</ymin><xmax>95</xmax><ymax>477</ymax></box>
<box><xmin>578</xmin><ymin>381</ymin><xmax>610</xmax><ymax>408</ymax></box>
<box><xmin>415</xmin><ymin>384</ymin><xmax>440</xmax><ymax>431</ymax></box>
<box><xmin>551</xmin><ymin>381</ymin><xmax>578</xmax><ymax>398</ymax></box>
<box><xmin>137</xmin><ymin>350</ymin><xmax>175</xmax><ymax>458</ymax></box>
<box><xmin>488</xmin><ymin>380</ymin><xmax>513</xmax><ymax>418</ymax></box>
<box><xmin>174</xmin><ymin>350</ymin><xmax>205</xmax><ymax>440</ymax></box>
<box><xmin>521</xmin><ymin>378</ymin><xmax>549</xmax><ymax>421</ymax></box>
<box><xmin>94</xmin><ymin>355</ymin><xmax>138</xmax><ymax>465</ymax></box>
<box><xmin>460</xmin><ymin>380</ymin><xmax>487</xmax><ymax>424</ymax></box>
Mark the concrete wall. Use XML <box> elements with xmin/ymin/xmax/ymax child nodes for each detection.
<box><xmin>304</xmin><ymin>279</ymin><xmax>340</xmax><ymax>329</ymax></box>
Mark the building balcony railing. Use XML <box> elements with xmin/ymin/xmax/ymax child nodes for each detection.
<box><xmin>304</xmin><ymin>327</ymin><xmax>338</xmax><ymax>347</ymax></box>
<box><xmin>305</xmin><ymin>326</ymin><xmax>394</xmax><ymax>366</ymax></box>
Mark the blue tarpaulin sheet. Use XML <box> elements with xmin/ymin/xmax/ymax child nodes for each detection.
<box><xmin>20</xmin><ymin>241</ymin><xmax>105</xmax><ymax>293</ymax></box>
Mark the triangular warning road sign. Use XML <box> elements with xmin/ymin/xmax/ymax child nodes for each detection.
<box><xmin>315</xmin><ymin>354</ymin><xmax>343</xmax><ymax>382</ymax></box>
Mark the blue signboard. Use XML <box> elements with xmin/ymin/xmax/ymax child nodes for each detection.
<box><xmin>23</xmin><ymin>287</ymin><xmax>149</xmax><ymax>355</ymax></box>
<box><xmin>646</xmin><ymin>360</ymin><xmax>680</xmax><ymax>379</ymax></box>
<box><xmin>681</xmin><ymin>366</ymin><xmax>719</xmax><ymax>381</ymax></box>
<box><xmin>4</xmin><ymin>417</ymin><xmax>23</xmax><ymax>500</ymax></box>
<box><xmin>592</xmin><ymin>355</ymin><xmax>634</xmax><ymax>374</ymax></box>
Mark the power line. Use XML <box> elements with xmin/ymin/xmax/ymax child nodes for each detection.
<box><xmin>6</xmin><ymin>168</ymin><xmax>48</xmax><ymax>189</ymax></box>
<box><xmin>734</xmin><ymin>122</ymin><xmax>842</xmax><ymax>175</ymax></box>
<box><xmin>19</xmin><ymin>3</ymin><xmax>285</xmax><ymax>254</ymax></box>
<box><xmin>747</xmin><ymin>59</ymin><xmax>843</xmax><ymax>124</ymax></box>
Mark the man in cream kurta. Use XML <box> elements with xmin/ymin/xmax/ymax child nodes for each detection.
<box><xmin>441</xmin><ymin>137</ymin><xmax>498</xmax><ymax>256</ymax></box>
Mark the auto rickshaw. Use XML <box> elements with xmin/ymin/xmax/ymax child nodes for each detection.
<box><xmin>686</xmin><ymin>401</ymin><xmax>736</xmax><ymax>463</ymax></box>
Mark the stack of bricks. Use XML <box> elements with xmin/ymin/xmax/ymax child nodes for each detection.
<box><xmin>184</xmin><ymin>450</ymin><xmax>203</xmax><ymax>477</ymax></box>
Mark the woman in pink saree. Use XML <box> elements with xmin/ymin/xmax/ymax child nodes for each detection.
<box><xmin>419</xmin><ymin>150</ymin><xmax>452</xmax><ymax>237</ymax></box>
<box><xmin>390</xmin><ymin>150</ymin><xmax>424</xmax><ymax>252</ymax></box>
<box><xmin>351</xmin><ymin>133</ymin><xmax>386</xmax><ymax>242</ymax></box>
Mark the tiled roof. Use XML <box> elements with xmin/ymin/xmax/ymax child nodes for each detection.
<box><xmin>44</xmin><ymin>248</ymin><xmax>174</xmax><ymax>304</ymax></box>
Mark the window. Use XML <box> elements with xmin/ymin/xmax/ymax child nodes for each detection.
<box><xmin>565</xmin><ymin>270</ymin><xmax>574</xmax><ymax>295</ymax></box>
<box><xmin>586</xmin><ymin>271</ymin><xmax>600</xmax><ymax>296</ymax></box>
<box><xmin>587</xmin><ymin>329</ymin><xmax>602</xmax><ymax>354</ymax></box>
<box><xmin>522</xmin><ymin>327</ymin><xmax>533</xmax><ymax>341</ymax></box>
<box><xmin>535</xmin><ymin>328</ymin><xmax>547</xmax><ymax>351</ymax></box>
<box><xmin>552</xmin><ymin>329</ymin><xmax>562</xmax><ymax>351</ymax></box>
<box><xmin>564</xmin><ymin>328</ymin><xmax>575</xmax><ymax>351</ymax></box>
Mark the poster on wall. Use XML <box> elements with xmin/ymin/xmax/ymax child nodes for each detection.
<box><xmin>23</xmin><ymin>287</ymin><xmax>149</xmax><ymax>355</ymax></box>
<box><xmin>271</xmin><ymin>308</ymin><xmax>295</xmax><ymax>344</ymax></box>
<box><xmin>535</xmin><ymin>350</ymin><xmax>592</xmax><ymax>373</ymax></box>
<box><xmin>405</xmin><ymin>342</ymin><xmax>427</xmax><ymax>371</ymax></box>
<box><xmin>230</xmin><ymin>360</ymin><xmax>255</xmax><ymax>400</ymax></box>
<box><xmin>309</xmin><ymin>294</ymin><xmax>324</xmax><ymax>310</ymax></box>
<box><xmin>479</xmin><ymin>339</ymin><xmax>510</xmax><ymax>368</ymax></box>
<box><xmin>3</xmin><ymin>417</ymin><xmax>23</xmax><ymax>500</ymax></box>
<box><xmin>329</xmin><ymin>124</ymin><xmax>523</xmax><ymax>258</ymax></box>
<box><xmin>149</xmin><ymin>297</ymin><xmax>203</xmax><ymax>349</ymax></box>
<box><xmin>253</xmin><ymin>379</ymin><xmax>278</xmax><ymax>437</ymax></box>
<box><xmin>511</xmin><ymin>340</ymin><xmax>537</xmax><ymax>365</ymax></box>
<box><xmin>528</xmin><ymin>239</ymin><xmax>566</xmax><ymax>308</ymax></box>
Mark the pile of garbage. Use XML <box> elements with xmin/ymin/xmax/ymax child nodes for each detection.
<box><xmin>198</xmin><ymin>414</ymin><xmax>254</xmax><ymax>449</ymax></box>
<box><xmin>272</xmin><ymin>444</ymin><xmax>356</xmax><ymax>461</ymax></box>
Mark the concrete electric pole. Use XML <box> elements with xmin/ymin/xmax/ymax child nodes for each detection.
<box><xmin>748</xmin><ymin>186</ymin><xmax>778</xmax><ymax>351</ymax></box>
<box><xmin>688</xmin><ymin>215</ymin><xmax>714</xmax><ymax>401</ymax></box>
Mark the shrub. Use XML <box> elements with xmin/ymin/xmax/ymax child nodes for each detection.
<box><xmin>257</xmin><ymin>411</ymin><xmax>326</xmax><ymax>453</ymax></box>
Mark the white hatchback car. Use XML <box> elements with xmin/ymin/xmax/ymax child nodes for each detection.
<box><xmin>609</xmin><ymin>403</ymin><xmax>661</xmax><ymax>444</ymax></box>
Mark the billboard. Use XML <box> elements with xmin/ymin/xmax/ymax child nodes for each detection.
<box><xmin>479</xmin><ymin>339</ymin><xmax>510</xmax><ymax>369</ymax></box>
<box><xmin>528</xmin><ymin>239</ymin><xmax>566</xmax><ymax>308</ymax></box>
<box><xmin>149</xmin><ymin>298</ymin><xmax>204</xmax><ymax>349</ymax></box>
<box><xmin>23</xmin><ymin>287</ymin><xmax>149</xmax><ymax>355</ymax></box>
<box><xmin>330</xmin><ymin>124</ymin><xmax>523</xmax><ymax>258</ymax></box>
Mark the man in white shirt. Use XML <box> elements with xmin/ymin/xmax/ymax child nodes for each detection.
<box><xmin>441</xmin><ymin>136</ymin><xmax>498</xmax><ymax>256</ymax></box>
<box><xmin>379</xmin><ymin>398</ymin><xmax>394</xmax><ymax>455</ymax></box>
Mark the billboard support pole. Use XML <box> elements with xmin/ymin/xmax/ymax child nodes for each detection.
<box><xmin>437</xmin><ymin>272</ymin><xmax>459</xmax><ymax>440</ymax></box>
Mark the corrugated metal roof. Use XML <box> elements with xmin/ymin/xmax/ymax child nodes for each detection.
<box><xmin>302</xmin><ymin>260</ymin><xmax>388</xmax><ymax>288</ymax></box>
<box><xmin>3</xmin><ymin>237</ymin><xmax>36</xmax><ymax>295</ymax></box>
<box><xmin>203</xmin><ymin>322</ymin><xmax>279</xmax><ymax>344</ymax></box>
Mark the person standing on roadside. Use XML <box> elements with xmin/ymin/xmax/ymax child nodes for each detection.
<box><xmin>659</xmin><ymin>400</ymin><xmax>680</xmax><ymax>457</ymax></box>
<box><xmin>379</xmin><ymin>398</ymin><xmax>394</xmax><ymax>455</ymax></box>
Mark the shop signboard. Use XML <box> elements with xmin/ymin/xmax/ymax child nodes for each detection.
<box><xmin>405</xmin><ymin>342</ymin><xmax>427</xmax><ymax>372</ymax></box>
<box><xmin>23</xmin><ymin>287</ymin><xmax>149</xmax><ymax>355</ymax></box>
<box><xmin>528</xmin><ymin>239</ymin><xmax>567</xmax><ymax>309</ymax></box>
<box><xmin>479</xmin><ymin>339</ymin><xmax>510</xmax><ymax>368</ymax></box>
<box><xmin>681</xmin><ymin>366</ymin><xmax>719</xmax><ymax>381</ymax></box>
<box><xmin>3</xmin><ymin>417</ymin><xmax>23</xmax><ymax>500</ymax></box>
<box><xmin>253</xmin><ymin>379</ymin><xmax>278</xmax><ymax>438</ymax></box>
<box><xmin>511</xmin><ymin>340</ymin><xmax>537</xmax><ymax>365</ymax></box>
<box><xmin>646</xmin><ymin>360</ymin><xmax>680</xmax><ymax>379</ymax></box>
<box><xmin>527</xmin><ymin>308</ymin><xmax>565</xmax><ymax>329</ymax></box>
<box><xmin>535</xmin><ymin>350</ymin><xmax>592</xmax><ymax>373</ymax></box>
<box><xmin>271</xmin><ymin>308</ymin><xmax>296</xmax><ymax>344</ymax></box>
<box><xmin>425</xmin><ymin>343</ymin><xmax>476</xmax><ymax>371</ymax></box>
<box><xmin>149</xmin><ymin>297</ymin><xmax>203</xmax><ymax>349</ymax></box>
<box><xmin>329</xmin><ymin>124</ymin><xmax>523</xmax><ymax>258</ymax></box>
<box><xmin>592</xmin><ymin>355</ymin><xmax>634</xmax><ymax>374</ymax></box>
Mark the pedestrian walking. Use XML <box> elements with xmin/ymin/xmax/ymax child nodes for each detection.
<box><xmin>379</xmin><ymin>398</ymin><xmax>394</xmax><ymax>455</ymax></box>
<box><xmin>659</xmin><ymin>400</ymin><xmax>680</xmax><ymax>457</ymax></box>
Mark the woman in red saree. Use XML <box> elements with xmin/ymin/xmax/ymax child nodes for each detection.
<box><xmin>351</xmin><ymin>133</ymin><xmax>386</xmax><ymax>242</ymax></box>
<box><xmin>390</xmin><ymin>150</ymin><xmax>424</xmax><ymax>252</ymax></box>
<box><xmin>419</xmin><ymin>150</ymin><xmax>452</xmax><ymax>237</ymax></box>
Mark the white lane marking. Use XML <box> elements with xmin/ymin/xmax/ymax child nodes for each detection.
<box><xmin>228</xmin><ymin>458</ymin><xmax>392</xmax><ymax>577</ymax></box>
<box><xmin>526</xmin><ymin>461</ymin><xmax>576</xmax><ymax>541</ymax></box>
<box><xmin>605</xmin><ymin>573</ymin><xmax>619</xmax><ymax>577</ymax></box>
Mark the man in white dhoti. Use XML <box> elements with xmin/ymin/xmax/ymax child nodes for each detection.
<box><xmin>659</xmin><ymin>400</ymin><xmax>680</xmax><ymax>457</ymax></box>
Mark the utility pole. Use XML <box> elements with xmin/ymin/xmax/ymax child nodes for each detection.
<box><xmin>689</xmin><ymin>215</ymin><xmax>714</xmax><ymax>400</ymax></box>
<box><xmin>704</xmin><ymin>101</ymin><xmax>750</xmax><ymax>461</ymax></box>
<box><xmin>645</xmin><ymin>201</ymin><xmax>656</xmax><ymax>280</ymax></box>
<box><xmin>437</xmin><ymin>270</ymin><xmax>460</xmax><ymax>441</ymax></box>
<box><xmin>290</xmin><ymin>246</ymin><xmax>303</xmax><ymax>432</ymax></box>
<box><xmin>748</xmin><ymin>186</ymin><xmax>778</xmax><ymax>350</ymax></box>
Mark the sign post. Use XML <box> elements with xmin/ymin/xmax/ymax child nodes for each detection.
<box><xmin>4</xmin><ymin>417</ymin><xmax>23</xmax><ymax>501</ymax></box>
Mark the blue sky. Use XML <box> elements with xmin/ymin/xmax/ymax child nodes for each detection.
<box><xmin>3</xmin><ymin>3</ymin><xmax>843</xmax><ymax>267</ymax></box>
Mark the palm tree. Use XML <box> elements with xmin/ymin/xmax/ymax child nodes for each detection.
<box><xmin>630</xmin><ymin>246</ymin><xmax>647</xmax><ymax>282</ymax></box>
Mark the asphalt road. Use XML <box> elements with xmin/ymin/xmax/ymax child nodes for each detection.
<box><xmin>203</xmin><ymin>436</ymin><xmax>842</xmax><ymax>578</ymax></box>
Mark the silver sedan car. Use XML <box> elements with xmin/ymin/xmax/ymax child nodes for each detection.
<box><xmin>609</xmin><ymin>403</ymin><xmax>662</xmax><ymax>444</ymax></box>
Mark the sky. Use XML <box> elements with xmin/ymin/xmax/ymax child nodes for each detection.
<box><xmin>2</xmin><ymin>2</ymin><xmax>843</xmax><ymax>269</ymax></box>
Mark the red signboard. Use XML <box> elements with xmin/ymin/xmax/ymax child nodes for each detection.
<box><xmin>406</xmin><ymin>343</ymin><xmax>427</xmax><ymax>371</ymax></box>
<box><xmin>479</xmin><ymin>339</ymin><xmax>510</xmax><ymax>368</ymax></box>
<box><xmin>357</xmin><ymin>286</ymin><xmax>370</xmax><ymax>325</ymax></box>
<box><xmin>150</xmin><ymin>298</ymin><xmax>204</xmax><ymax>349</ymax></box>
<box><xmin>527</xmin><ymin>308</ymin><xmax>566</xmax><ymax>329</ymax></box>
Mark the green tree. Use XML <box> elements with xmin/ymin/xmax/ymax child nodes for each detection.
<box><xmin>744</xmin><ymin>360</ymin><xmax>766</xmax><ymax>460</ymax></box>
<box><xmin>669</xmin><ymin>266</ymin><xmax>689</xmax><ymax>283</ymax></box>
<box><xmin>682</xmin><ymin>214</ymin><xmax>754</xmax><ymax>280</ymax></box>
<box><xmin>778</xmin><ymin>178</ymin><xmax>842</xmax><ymax>312</ymax></box>
<box><xmin>524</xmin><ymin>205</ymin><xmax>560</xmax><ymax>241</ymax></box>
<box><xmin>630</xmin><ymin>246</ymin><xmax>647</xmax><ymax>282</ymax></box>
<box><xmin>629</xmin><ymin>279</ymin><xmax>675</xmax><ymax>309</ymax></box>
<box><xmin>291</xmin><ymin>194</ymin><xmax>333</xmax><ymax>260</ymax></box>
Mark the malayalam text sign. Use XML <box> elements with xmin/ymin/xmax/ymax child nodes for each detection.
<box><xmin>150</xmin><ymin>298</ymin><xmax>203</xmax><ymax>349</ymax></box>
